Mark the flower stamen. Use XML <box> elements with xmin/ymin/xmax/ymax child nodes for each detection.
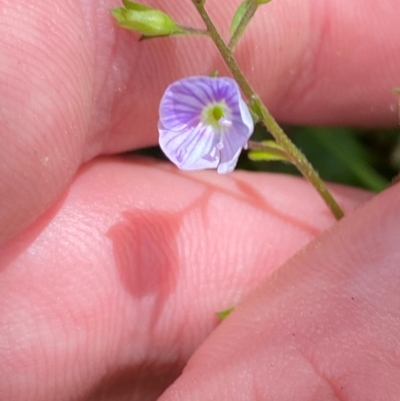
<box><xmin>219</xmin><ymin>117</ymin><xmax>232</xmax><ymax>128</ymax></box>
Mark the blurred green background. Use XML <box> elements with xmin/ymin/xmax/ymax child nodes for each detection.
<box><xmin>135</xmin><ymin>126</ymin><xmax>400</xmax><ymax>192</ymax></box>
<box><xmin>239</xmin><ymin>125</ymin><xmax>400</xmax><ymax>191</ymax></box>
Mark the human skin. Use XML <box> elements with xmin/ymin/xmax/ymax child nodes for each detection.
<box><xmin>0</xmin><ymin>0</ymin><xmax>399</xmax><ymax>400</ymax></box>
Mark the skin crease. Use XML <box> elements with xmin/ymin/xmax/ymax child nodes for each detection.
<box><xmin>0</xmin><ymin>0</ymin><xmax>399</xmax><ymax>400</ymax></box>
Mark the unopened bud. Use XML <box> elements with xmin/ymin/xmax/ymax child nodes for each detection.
<box><xmin>110</xmin><ymin>6</ymin><xmax>182</xmax><ymax>37</ymax></box>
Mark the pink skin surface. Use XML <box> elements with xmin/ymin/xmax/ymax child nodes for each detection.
<box><xmin>159</xmin><ymin>184</ymin><xmax>400</xmax><ymax>401</ymax></box>
<box><xmin>0</xmin><ymin>0</ymin><xmax>399</xmax><ymax>400</ymax></box>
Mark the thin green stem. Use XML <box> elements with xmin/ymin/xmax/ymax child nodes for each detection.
<box><xmin>178</xmin><ymin>25</ymin><xmax>210</xmax><ymax>36</ymax></box>
<box><xmin>191</xmin><ymin>2</ymin><xmax>254</xmax><ymax>98</ymax></box>
<box><xmin>191</xmin><ymin>0</ymin><xmax>344</xmax><ymax>220</ymax></box>
<box><xmin>250</xmin><ymin>97</ymin><xmax>344</xmax><ymax>219</ymax></box>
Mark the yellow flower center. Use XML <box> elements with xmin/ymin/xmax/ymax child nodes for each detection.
<box><xmin>211</xmin><ymin>105</ymin><xmax>224</xmax><ymax>121</ymax></box>
<box><xmin>202</xmin><ymin>102</ymin><xmax>230</xmax><ymax>130</ymax></box>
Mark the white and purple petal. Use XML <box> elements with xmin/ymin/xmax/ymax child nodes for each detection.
<box><xmin>158</xmin><ymin>76</ymin><xmax>254</xmax><ymax>173</ymax></box>
<box><xmin>159</xmin><ymin>121</ymin><xmax>219</xmax><ymax>170</ymax></box>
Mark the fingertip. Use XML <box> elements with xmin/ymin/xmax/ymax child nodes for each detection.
<box><xmin>0</xmin><ymin>0</ymin><xmax>96</xmax><ymax>244</ymax></box>
<box><xmin>232</xmin><ymin>0</ymin><xmax>400</xmax><ymax>126</ymax></box>
<box><xmin>157</xmin><ymin>184</ymin><xmax>400</xmax><ymax>401</ymax></box>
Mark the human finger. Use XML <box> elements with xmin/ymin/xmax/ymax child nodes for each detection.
<box><xmin>1</xmin><ymin>0</ymin><xmax>399</xmax><ymax>244</ymax></box>
<box><xmin>0</xmin><ymin>157</ymin><xmax>370</xmax><ymax>401</ymax></box>
<box><xmin>158</xmin><ymin>183</ymin><xmax>400</xmax><ymax>401</ymax></box>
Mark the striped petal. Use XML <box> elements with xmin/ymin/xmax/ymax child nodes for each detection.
<box><xmin>158</xmin><ymin>76</ymin><xmax>254</xmax><ymax>173</ymax></box>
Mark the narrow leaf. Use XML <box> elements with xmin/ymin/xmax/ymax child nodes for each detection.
<box><xmin>217</xmin><ymin>307</ymin><xmax>235</xmax><ymax>320</ymax></box>
<box><xmin>230</xmin><ymin>0</ymin><xmax>250</xmax><ymax>37</ymax></box>
<box><xmin>248</xmin><ymin>151</ymin><xmax>288</xmax><ymax>162</ymax></box>
<box><xmin>296</xmin><ymin>127</ymin><xmax>388</xmax><ymax>191</ymax></box>
<box><xmin>248</xmin><ymin>140</ymin><xmax>289</xmax><ymax>162</ymax></box>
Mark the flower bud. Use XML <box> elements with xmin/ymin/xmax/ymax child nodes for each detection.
<box><xmin>110</xmin><ymin>6</ymin><xmax>182</xmax><ymax>37</ymax></box>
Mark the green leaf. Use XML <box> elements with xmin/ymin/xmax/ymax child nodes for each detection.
<box><xmin>294</xmin><ymin>127</ymin><xmax>388</xmax><ymax>191</ymax></box>
<box><xmin>122</xmin><ymin>0</ymin><xmax>151</xmax><ymax>11</ymax></box>
<box><xmin>110</xmin><ymin>7</ymin><xmax>183</xmax><ymax>37</ymax></box>
<box><xmin>248</xmin><ymin>151</ymin><xmax>287</xmax><ymax>162</ymax></box>
<box><xmin>230</xmin><ymin>0</ymin><xmax>250</xmax><ymax>37</ymax></box>
<box><xmin>255</xmin><ymin>0</ymin><xmax>273</xmax><ymax>4</ymax></box>
<box><xmin>217</xmin><ymin>307</ymin><xmax>235</xmax><ymax>320</ymax></box>
<box><xmin>248</xmin><ymin>140</ymin><xmax>289</xmax><ymax>162</ymax></box>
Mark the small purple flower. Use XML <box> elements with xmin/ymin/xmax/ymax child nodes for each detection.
<box><xmin>158</xmin><ymin>76</ymin><xmax>254</xmax><ymax>174</ymax></box>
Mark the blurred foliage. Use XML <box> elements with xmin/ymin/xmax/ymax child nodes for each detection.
<box><xmin>238</xmin><ymin>125</ymin><xmax>400</xmax><ymax>191</ymax></box>
<box><xmin>134</xmin><ymin>125</ymin><xmax>400</xmax><ymax>192</ymax></box>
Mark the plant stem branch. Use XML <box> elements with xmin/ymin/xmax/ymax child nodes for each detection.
<box><xmin>178</xmin><ymin>26</ymin><xmax>210</xmax><ymax>36</ymax></box>
<box><xmin>191</xmin><ymin>0</ymin><xmax>344</xmax><ymax>220</ymax></box>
